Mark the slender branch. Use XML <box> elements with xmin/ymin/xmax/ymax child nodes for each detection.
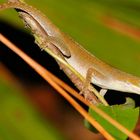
<box><xmin>0</xmin><ymin>33</ymin><xmax>115</xmax><ymax>140</ymax></box>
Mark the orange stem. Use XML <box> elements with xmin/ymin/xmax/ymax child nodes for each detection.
<box><xmin>1</xmin><ymin>33</ymin><xmax>140</xmax><ymax>140</ymax></box>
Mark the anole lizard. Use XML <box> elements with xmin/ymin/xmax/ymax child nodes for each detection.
<box><xmin>0</xmin><ymin>1</ymin><xmax>101</xmax><ymax>105</ymax></box>
<box><xmin>1</xmin><ymin>1</ymin><xmax>140</xmax><ymax>103</ymax></box>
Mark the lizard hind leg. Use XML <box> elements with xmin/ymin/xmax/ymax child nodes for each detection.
<box><xmin>80</xmin><ymin>68</ymin><xmax>108</xmax><ymax>98</ymax></box>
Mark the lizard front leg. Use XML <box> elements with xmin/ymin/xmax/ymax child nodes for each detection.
<box><xmin>80</xmin><ymin>68</ymin><xmax>108</xmax><ymax>98</ymax></box>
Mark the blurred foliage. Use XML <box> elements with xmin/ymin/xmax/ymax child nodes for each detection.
<box><xmin>0</xmin><ymin>76</ymin><xmax>64</xmax><ymax>140</ymax></box>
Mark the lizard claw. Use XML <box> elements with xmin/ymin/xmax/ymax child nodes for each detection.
<box><xmin>79</xmin><ymin>86</ymin><xmax>89</xmax><ymax>95</ymax></box>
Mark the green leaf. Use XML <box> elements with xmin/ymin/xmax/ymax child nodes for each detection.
<box><xmin>85</xmin><ymin>98</ymin><xmax>139</xmax><ymax>140</ymax></box>
<box><xmin>121</xmin><ymin>98</ymin><xmax>135</xmax><ymax>109</ymax></box>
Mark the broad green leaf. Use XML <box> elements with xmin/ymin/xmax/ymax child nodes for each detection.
<box><xmin>85</xmin><ymin>98</ymin><xmax>139</xmax><ymax>140</ymax></box>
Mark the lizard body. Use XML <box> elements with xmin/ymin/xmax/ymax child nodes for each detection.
<box><xmin>1</xmin><ymin>1</ymin><xmax>140</xmax><ymax>98</ymax></box>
